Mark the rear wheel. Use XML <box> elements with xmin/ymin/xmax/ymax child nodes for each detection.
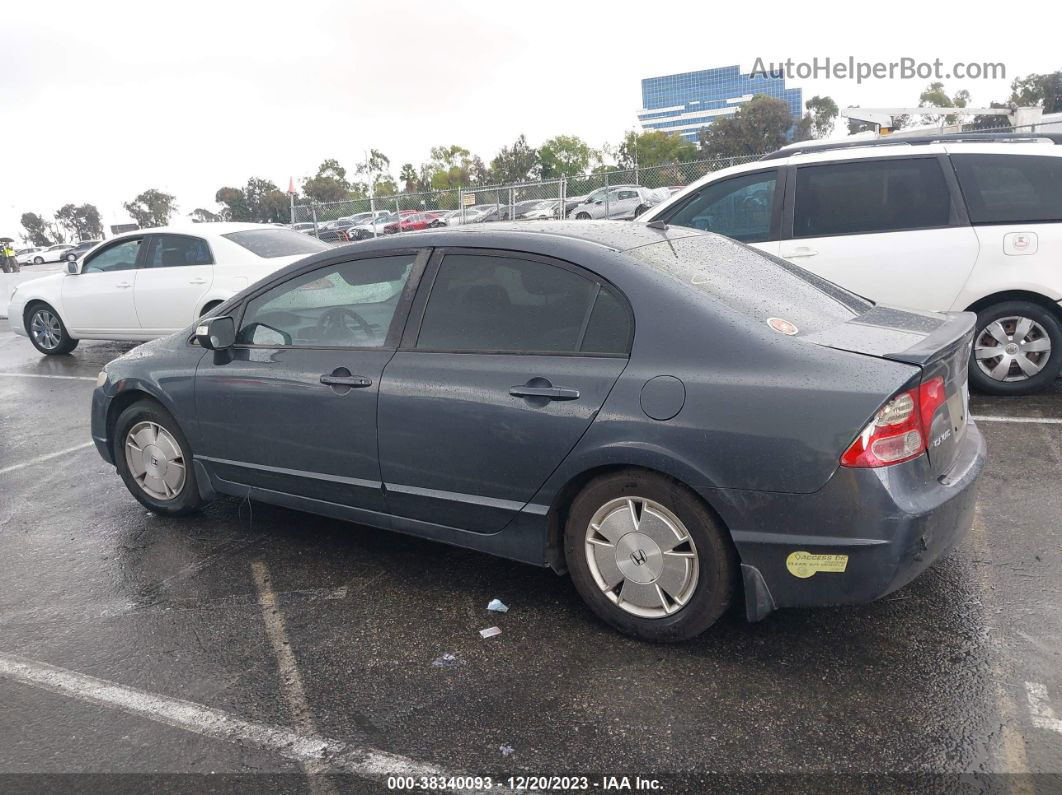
<box><xmin>33</xmin><ymin>256</ymin><xmax>44</xmax><ymax>265</ymax></box>
<box><xmin>25</xmin><ymin>303</ymin><xmax>78</xmax><ymax>355</ymax></box>
<box><xmin>969</xmin><ymin>300</ymin><xmax>1062</xmax><ymax>395</ymax></box>
<box><xmin>114</xmin><ymin>400</ymin><xmax>205</xmax><ymax>516</ymax></box>
<box><xmin>575</xmin><ymin>212</ymin><xmax>591</xmax><ymax>220</ymax></box>
<box><xmin>564</xmin><ymin>469</ymin><xmax>737</xmax><ymax>642</ymax></box>
<box><xmin>634</xmin><ymin>204</ymin><xmax>648</xmax><ymax>217</ymax></box>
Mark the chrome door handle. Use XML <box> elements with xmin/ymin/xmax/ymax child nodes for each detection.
<box><xmin>510</xmin><ymin>384</ymin><xmax>580</xmax><ymax>401</ymax></box>
<box><xmin>783</xmin><ymin>247</ymin><xmax>818</xmax><ymax>258</ymax></box>
<box><xmin>320</xmin><ymin>374</ymin><xmax>372</xmax><ymax>388</ymax></box>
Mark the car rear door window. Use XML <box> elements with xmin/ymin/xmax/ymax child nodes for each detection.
<box><xmin>951</xmin><ymin>154</ymin><xmax>1062</xmax><ymax>224</ymax></box>
<box><xmin>416</xmin><ymin>254</ymin><xmax>630</xmax><ymax>355</ymax></box>
<box><xmin>236</xmin><ymin>255</ymin><xmax>415</xmax><ymax>348</ymax></box>
<box><xmin>144</xmin><ymin>235</ymin><xmax>213</xmax><ymax>267</ymax></box>
<box><xmin>665</xmin><ymin>171</ymin><xmax>778</xmax><ymax>242</ymax></box>
<box><xmin>793</xmin><ymin>158</ymin><xmax>952</xmax><ymax>237</ymax></box>
<box><xmin>82</xmin><ymin>238</ymin><xmax>143</xmax><ymax>273</ymax></box>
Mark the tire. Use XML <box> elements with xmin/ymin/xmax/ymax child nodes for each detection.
<box><xmin>25</xmin><ymin>303</ymin><xmax>78</xmax><ymax>355</ymax></box>
<box><xmin>199</xmin><ymin>301</ymin><xmax>223</xmax><ymax>317</ymax></box>
<box><xmin>33</xmin><ymin>256</ymin><xmax>44</xmax><ymax>265</ymax></box>
<box><xmin>634</xmin><ymin>204</ymin><xmax>648</xmax><ymax>217</ymax></box>
<box><xmin>575</xmin><ymin>212</ymin><xmax>591</xmax><ymax>220</ymax></box>
<box><xmin>113</xmin><ymin>399</ymin><xmax>205</xmax><ymax>516</ymax></box>
<box><xmin>968</xmin><ymin>300</ymin><xmax>1062</xmax><ymax>396</ymax></box>
<box><xmin>564</xmin><ymin>469</ymin><xmax>737</xmax><ymax>642</ymax></box>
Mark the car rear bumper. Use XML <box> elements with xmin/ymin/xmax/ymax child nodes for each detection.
<box><xmin>723</xmin><ymin>422</ymin><xmax>985</xmax><ymax>620</ymax></box>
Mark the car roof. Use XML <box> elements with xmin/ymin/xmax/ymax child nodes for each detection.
<box><xmin>107</xmin><ymin>222</ymin><xmax>277</xmax><ymax>242</ymax></box>
<box><xmin>338</xmin><ymin>220</ymin><xmax>706</xmax><ymax>253</ymax></box>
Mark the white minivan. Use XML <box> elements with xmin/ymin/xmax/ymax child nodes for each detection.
<box><xmin>642</xmin><ymin>133</ymin><xmax>1062</xmax><ymax>395</ymax></box>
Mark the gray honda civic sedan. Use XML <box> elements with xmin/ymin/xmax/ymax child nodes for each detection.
<box><xmin>90</xmin><ymin>222</ymin><xmax>986</xmax><ymax>642</ymax></box>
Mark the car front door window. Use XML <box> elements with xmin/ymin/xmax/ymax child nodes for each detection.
<box><xmin>237</xmin><ymin>255</ymin><xmax>416</xmax><ymax>348</ymax></box>
<box><xmin>82</xmin><ymin>239</ymin><xmax>142</xmax><ymax>273</ymax></box>
<box><xmin>666</xmin><ymin>171</ymin><xmax>778</xmax><ymax>243</ymax></box>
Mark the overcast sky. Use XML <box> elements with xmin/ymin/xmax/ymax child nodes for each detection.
<box><xmin>2</xmin><ymin>0</ymin><xmax>1057</xmax><ymax>240</ymax></box>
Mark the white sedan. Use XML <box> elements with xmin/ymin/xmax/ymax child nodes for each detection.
<box><xmin>26</xmin><ymin>243</ymin><xmax>75</xmax><ymax>264</ymax></box>
<box><xmin>7</xmin><ymin>223</ymin><xmax>331</xmax><ymax>355</ymax></box>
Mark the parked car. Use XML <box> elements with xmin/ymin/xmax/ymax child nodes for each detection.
<box><xmin>63</xmin><ymin>240</ymin><xmax>102</xmax><ymax>261</ymax></box>
<box><xmin>14</xmin><ymin>247</ymin><xmax>45</xmax><ymax>266</ymax></box>
<box><xmin>568</xmin><ymin>186</ymin><xmax>670</xmax><ymax>220</ymax></box>
<box><xmin>290</xmin><ymin>223</ymin><xmax>317</xmax><ymax>234</ymax></box>
<box><xmin>8</xmin><ymin>223</ymin><xmax>330</xmax><ymax>355</ymax></box>
<box><xmin>89</xmin><ymin>222</ymin><xmax>984</xmax><ymax>642</ymax></box>
<box><xmin>27</xmin><ymin>243</ymin><xmax>75</xmax><ymax>264</ymax></box>
<box><xmin>445</xmin><ymin>204</ymin><xmax>505</xmax><ymax>225</ymax></box>
<box><xmin>563</xmin><ymin>185</ymin><xmax>641</xmax><ymax>217</ymax></box>
<box><xmin>345</xmin><ymin>214</ymin><xmax>400</xmax><ymax>241</ymax></box>
<box><xmin>383</xmin><ymin>213</ymin><xmax>435</xmax><ymax>234</ymax></box>
<box><xmin>643</xmin><ymin>131</ymin><xmax>1062</xmax><ymax>396</ymax></box>
<box><xmin>515</xmin><ymin>199</ymin><xmax>561</xmax><ymax>220</ymax></box>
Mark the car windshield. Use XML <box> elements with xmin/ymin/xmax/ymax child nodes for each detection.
<box><xmin>626</xmin><ymin>234</ymin><xmax>870</xmax><ymax>332</ymax></box>
<box><xmin>222</xmin><ymin>229</ymin><xmax>331</xmax><ymax>258</ymax></box>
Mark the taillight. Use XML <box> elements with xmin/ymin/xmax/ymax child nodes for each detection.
<box><xmin>841</xmin><ymin>377</ymin><xmax>946</xmax><ymax>468</ymax></box>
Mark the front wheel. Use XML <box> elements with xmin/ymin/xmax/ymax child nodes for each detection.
<box><xmin>564</xmin><ymin>470</ymin><xmax>737</xmax><ymax>642</ymax></box>
<box><xmin>634</xmin><ymin>204</ymin><xmax>648</xmax><ymax>217</ymax></box>
<box><xmin>575</xmin><ymin>212</ymin><xmax>591</xmax><ymax>220</ymax></box>
<box><xmin>33</xmin><ymin>256</ymin><xmax>44</xmax><ymax>265</ymax></box>
<box><xmin>114</xmin><ymin>400</ymin><xmax>205</xmax><ymax>516</ymax></box>
<box><xmin>969</xmin><ymin>300</ymin><xmax>1062</xmax><ymax>396</ymax></box>
<box><xmin>26</xmin><ymin>304</ymin><xmax>78</xmax><ymax>355</ymax></box>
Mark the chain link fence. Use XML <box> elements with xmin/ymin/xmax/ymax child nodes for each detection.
<box><xmin>291</xmin><ymin>156</ymin><xmax>763</xmax><ymax>243</ymax></box>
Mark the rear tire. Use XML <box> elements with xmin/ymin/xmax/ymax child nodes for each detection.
<box><xmin>564</xmin><ymin>469</ymin><xmax>737</xmax><ymax>642</ymax></box>
<box><xmin>113</xmin><ymin>399</ymin><xmax>206</xmax><ymax>516</ymax></box>
<box><xmin>634</xmin><ymin>204</ymin><xmax>648</xmax><ymax>217</ymax></box>
<box><xmin>575</xmin><ymin>212</ymin><xmax>591</xmax><ymax>220</ymax></box>
<box><xmin>33</xmin><ymin>256</ymin><xmax>44</xmax><ymax>265</ymax></box>
<box><xmin>25</xmin><ymin>303</ymin><xmax>78</xmax><ymax>355</ymax></box>
<box><xmin>968</xmin><ymin>300</ymin><xmax>1062</xmax><ymax>396</ymax></box>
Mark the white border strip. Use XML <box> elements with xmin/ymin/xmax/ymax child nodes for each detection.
<box><xmin>972</xmin><ymin>415</ymin><xmax>1062</xmax><ymax>424</ymax></box>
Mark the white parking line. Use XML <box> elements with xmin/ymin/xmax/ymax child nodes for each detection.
<box><xmin>0</xmin><ymin>441</ymin><xmax>94</xmax><ymax>476</ymax></box>
<box><xmin>972</xmin><ymin>415</ymin><xmax>1062</xmax><ymax>424</ymax></box>
<box><xmin>251</xmin><ymin>560</ymin><xmax>334</xmax><ymax>792</ymax></box>
<box><xmin>0</xmin><ymin>651</ymin><xmax>459</xmax><ymax>785</ymax></box>
<box><xmin>0</xmin><ymin>372</ymin><xmax>96</xmax><ymax>381</ymax></box>
<box><xmin>1026</xmin><ymin>682</ymin><xmax>1062</xmax><ymax>735</ymax></box>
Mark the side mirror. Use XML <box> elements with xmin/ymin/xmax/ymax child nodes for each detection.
<box><xmin>195</xmin><ymin>316</ymin><xmax>236</xmax><ymax>350</ymax></box>
<box><xmin>66</xmin><ymin>260</ymin><xmax>80</xmax><ymax>275</ymax></box>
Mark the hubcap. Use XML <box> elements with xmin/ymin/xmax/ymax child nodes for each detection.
<box><xmin>30</xmin><ymin>310</ymin><xmax>62</xmax><ymax>350</ymax></box>
<box><xmin>584</xmin><ymin>497</ymin><xmax>699</xmax><ymax>619</ymax></box>
<box><xmin>974</xmin><ymin>316</ymin><xmax>1052</xmax><ymax>382</ymax></box>
<box><xmin>125</xmin><ymin>421</ymin><xmax>186</xmax><ymax>501</ymax></box>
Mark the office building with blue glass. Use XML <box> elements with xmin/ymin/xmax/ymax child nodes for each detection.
<box><xmin>638</xmin><ymin>65</ymin><xmax>802</xmax><ymax>141</ymax></box>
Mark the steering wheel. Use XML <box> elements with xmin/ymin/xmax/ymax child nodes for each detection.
<box><xmin>315</xmin><ymin>307</ymin><xmax>375</xmax><ymax>342</ymax></box>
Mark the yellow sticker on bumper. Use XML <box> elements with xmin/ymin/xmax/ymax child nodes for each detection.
<box><xmin>786</xmin><ymin>551</ymin><xmax>849</xmax><ymax>579</ymax></box>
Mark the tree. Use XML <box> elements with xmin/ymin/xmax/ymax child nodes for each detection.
<box><xmin>426</xmin><ymin>145</ymin><xmax>488</xmax><ymax>190</ymax></box>
<box><xmin>616</xmin><ymin>130</ymin><xmax>698</xmax><ymax>170</ymax></box>
<box><xmin>399</xmin><ymin>163</ymin><xmax>422</xmax><ymax>193</ymax></box>
<box><xmin>792</xmin><ymin>95</ymin><xmax>839</xmax><ymax>141</ymax></box>
<box><xmin>698</xmin><ymin>94</ymin><xmax>793</xmax><ymax>159</ymax></box>
<box><xmin>1010</xmin><ymin>70</ymin><xmax>1062</xmax><ymax>114</ymax></box>
<box><xmin>55</xmin><ymin>203</ymin><xmax>103</xmax><ymax>241</ymax></box>
<box><xmin>215</xmin><ymin>187</ymin><xmax>250</xmax><ymax>221</ymax></box>
<box><xmin>245</xmin><ymin>178</ymin><xmax>289</xmax><ymax>223</ymax></box>
<box><xmin>918</xmin><ymin>82</ymin><xmax>969</xmax><ymax>126</ymax></box>
<box><xmin>538</xmin><ymin>135</ymin><xmax>596</xmax><ymax>179</ymax></box>
<box><xmin>20</xmin><ymin>212</ymin><xmax>55</xmax><ymax>246</ymax></box>
<box><xmin>969</xmin><ymin>101</ymin><xmax>1014</xmax><ymax>131</ymax></box>
<box><xmin>302</xmin><ymin>159</ymin><xmax>353</xmax><ymax>203</ymax></box>
<box><xmin>123</xmin><ymin>189</ymin><xmax>177</xmax><ymax>228</ymax></box>
<box><xmin>189</xmin><ymin>208</ymin><xmax>222</xmax><ymax>223</ymax></box>
<box><xmin>489</xmin><ymin>134</ymin><xmax>540</xmax><ymax>184</ymax></box>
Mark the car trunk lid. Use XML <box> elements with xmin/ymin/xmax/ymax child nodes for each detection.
<box><xmin>803</xmin><ymin>305</ymin><xmax>974</xmax><ymax>477</ymax></box>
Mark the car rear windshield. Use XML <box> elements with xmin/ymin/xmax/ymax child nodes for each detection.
<box><xmin>222</xmin><ymin>229</ymin><xmax>332</xmax><ymax>258</ymax></box>
<box><xmin>626</xmin><ymin>234</ymin><xmax>871</xmax><ymax>332</ymax></box>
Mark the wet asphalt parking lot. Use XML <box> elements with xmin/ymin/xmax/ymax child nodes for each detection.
<box><xmin>0</xmin><ymin>327</ymin><xmax>1060</xmax><ymax>793</ymax></box>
